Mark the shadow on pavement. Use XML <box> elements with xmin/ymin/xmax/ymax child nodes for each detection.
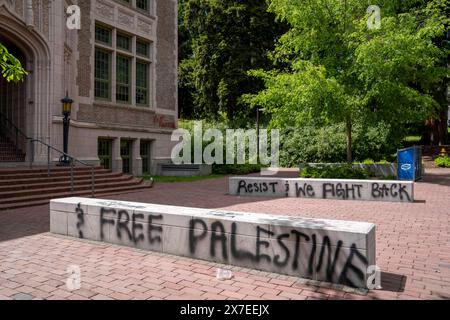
<box><xmin>0</xmin><ymin>204</ymin><xmax>50</xmax><ymax>242</ymax></box>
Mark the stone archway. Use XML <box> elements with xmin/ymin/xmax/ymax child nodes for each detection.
<box><xmin>0</xmin><ymin>37</ymin><xmax>27</xmax><ymax>136</ymax></box>
<box><xmin>0</xmin><ymin>2</ymin><xmax>51</xmax><ymax>162</ymax></box>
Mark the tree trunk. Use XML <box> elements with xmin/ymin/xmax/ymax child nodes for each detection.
<box><xmin>346</xmin><ymin>117</ymin><xmax>353</xmax><ymax>163</ymax></box>
<box><xmin>423</xmin><ymin>116</ymin><xmax>448</xmax><ymax>146</ymax></box>
<box><xmin>422</xmin><ymin>86</ymin><xmax>449</xmax><ymax>146</ymax></box>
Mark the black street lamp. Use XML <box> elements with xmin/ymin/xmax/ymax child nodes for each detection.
<box><xmin>256</xmin><ymin>108</ymin><xmax>265</xmax><ymax>164</ymax></box>
<box><xmin>60</xmin><ymin>92</ymin><xmax>73</xmax><ymax>165</ymax></box>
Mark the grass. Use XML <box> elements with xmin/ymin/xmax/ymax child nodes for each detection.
<box><xmin>404</xmin><ymin>135</ymin><xmax>421</xmax><ymax>143</ymax></box>
<box><xmin>142</xmin><ymin>174</ymin><xmax>225</xmax><ymax>183</ymax></box>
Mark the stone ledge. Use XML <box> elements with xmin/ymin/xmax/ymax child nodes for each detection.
<box><xmin>50</xmin><ymin>197</ymin><xmax>376</xmax><ymax>288</ymax></box>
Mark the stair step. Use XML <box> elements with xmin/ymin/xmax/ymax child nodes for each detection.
<box><xmin>0</xmin><ymin>175</ymin><xmax>134</xmax><ymax>192</ymax></box>
<box><xmin>0</xmin><ymin>179</ymin><xmax>145</xmax><ymax>200</ymax></box>
<box><xmin>0</xmin><ymin>182</ymin><xmax>153</xmax><ymax>211</ymax></box>
<box><xmin>0</xmin><ymin>179</ymin><xmax>150</xmax><ymax>204</ymax></box>
<box><xmin>0</xmin><ymin>168</ymin><xmax>110</xmax><ymax>180</ymax></box>
<box><xmin>0</xmin><ymin>166</ymin><xmax>104</xmax><ymax>175</ymax></box>
<box><xmin>0</xmin><ymin>172</ymin><xmax>124</xmax><ymax>186</ymax></box>
<box><xmin>0</xmin><ymin>157</ymin><xmax>27</xmax><ymax>162</ymax></box>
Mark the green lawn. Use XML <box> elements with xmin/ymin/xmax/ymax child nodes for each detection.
<box><xmin>404</xmin><ymin>135</ymin><xmax>421</xmax><ymax>143</ymax></box>
<box><xmin>143</xmin><ymin>174</ymin><xmax>225</xmax><ymax>183</ymax></box>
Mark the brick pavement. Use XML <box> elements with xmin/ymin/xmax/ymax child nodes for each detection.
<box><xmin>0</xmin><ymin>168</ymin><xmax>449</xmax><ymax>300</ymax></box>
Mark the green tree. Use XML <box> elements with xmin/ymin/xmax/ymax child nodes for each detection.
<box><xmin>179</xmin><ymin>0</ymin><xmax>286</xmax><ymax>121</ymax></box>
<box><xmin>0</xmin><ymin>43</ymin><xmax>27</xmax><ymax>82</ymax></box>
<box><xmin>245</xmin><ymin>0</ymin><xmax>449</xmax><ymax>162</ymax></box>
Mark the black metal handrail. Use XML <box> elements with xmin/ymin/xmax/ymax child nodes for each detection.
<box><xmin>0</xmin><ymin>111</ymin><xmax>95</xmax><ymax>197</ymax></box>
<box><xmin>29</xmin><ymin>139</ymin><xmax>96</xmax><ymax>197</ymax></box>
<box><xmin>0</xmin><ymin>111</ymin><xmax>28</xmax><ymax>153</ymax></box>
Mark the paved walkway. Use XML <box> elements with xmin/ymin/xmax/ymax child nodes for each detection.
<box><xmin>0</xmin><ymin>169</ymin><xmax>449</xmax><ymax>300</ymax></box>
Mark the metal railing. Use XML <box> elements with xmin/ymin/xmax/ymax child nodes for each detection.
<box><xmin>0</xmin><ymin>111</ymin><xmax>96</xmax><ymax>197</ymax></box>
<box><xmin>0</xmin><ymin>111</ymin><xmax>28</xmax><ymax>154</ymax></box>
<box><xmin>29</xmin><ymin>139</ymin><xmax>96</xmax><ymax>198</ymax></box>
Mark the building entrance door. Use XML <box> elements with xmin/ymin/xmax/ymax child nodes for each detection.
<box><xmin>121</xmin><ymin>140</ymin><xmax>133</xmax><ymax>174</ymax></box>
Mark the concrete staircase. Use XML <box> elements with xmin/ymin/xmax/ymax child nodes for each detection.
<box><xmin>0</xmin><ymin>166</ymin><xmax>152</xmax><ymax>210</ymax></box>
<box><xmin>0</xmin><ymin>136</ymin><xmax>25</xmax><ymax>162</ymax></box>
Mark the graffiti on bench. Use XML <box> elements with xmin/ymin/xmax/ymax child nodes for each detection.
<box><xmin>231</xmin><ymin>178</ymin><xmax>413</xmax><ymax>202</ymax></box>
<box><xmin>68</xmin><ymin>204</ymin><xmax>372</xmax><ymax>288</ymax></box>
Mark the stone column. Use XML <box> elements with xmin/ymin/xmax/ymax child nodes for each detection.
<box><xmin>112</xmin><ymin>138</ymin><xmax>122</xmax><ymax>173</ymax></box>
<box><xmin>132</xmin><ymin>139</ymin><xmax>142</xmax><ymax>177</ymax></box>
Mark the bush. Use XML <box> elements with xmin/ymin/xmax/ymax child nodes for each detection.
<box><xmin>280</xmin><ymin>124</ymin><xmax>347</xmax><ymax>167</ymax></box>
<box><xmin>352</xmin><ymin>122</ymin><xmax>399</xmax><ymax>163</ymax></box>
<box><xmin>299</xmin><ymin>164</ymin><xmax>370</xmax><ymax>179</ymax></box>
<box><xmin>361</xmin><ymin>159</ymin><xmax>391</xmax><ymax>164</ymax></box>
<box><xmin>279</xmin><ymin>122</ymin><xmax>400</xmax><ymax>167</ymax></box>
<box><xmin>435</xmin><ymin>156</ymin><xmax>450</xmax><ymax>168</ymax></box>
<box><xmin>178</xmin><ymin>119</ymin><xmax>269</xmax><ymax>171</ymax></box>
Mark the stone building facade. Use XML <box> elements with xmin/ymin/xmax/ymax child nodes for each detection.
<box><xmin>0</xmin><ymin>0</ymin><xmax>178</xmax><ymax>175</ymax></box>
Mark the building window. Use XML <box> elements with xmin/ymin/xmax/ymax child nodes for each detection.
<box><xmin>117</xmin><ymin>33</ymin><xmax>131</xmax><ymax>52</ymax></box>
<box><xmin>95</xmin><ymin>49</ymin><xmax>111</xmax><ymax>100</ymax></box>
<box><xmin>95</xmin><ymin>25</ymin><xmax>112</xmax><ymax>46</ymax></box>
<box><xmin>116</xmin><ymin>56</ymin><xmax>131</xmax><ymax>103</ymax></box>
<box><xmin>136</xmin><ymin>62</ymin><xmax>148</xmax><ymax>105</ymax></box>
<box><xmin>136</xmin><ymin>40</ymin><xmax>149</xmax><ymax>58</ymax></box>
<box><xmin>140</xmin><ymin>140</ymin><xmax>151</xmax><ymax>174</ymax></box>
<box><xmin>121</xmin><ymin>140</ymin><xmax>133</xmax><ymax>174</ymax></box>
<box><xmin>116</xmin><ymin>0</ymin><xmax>151</xmax><ymax>14</ymax></box>
<box><xmin>98</xmin><ymin>139</ymin><xmax>113</xmax><ymax>170</ymax></box>
<box><xmin>94</xmin><ymin>22</ymin><xmax>152</xmax><ymax>107</ymax></box>
<box><xmin>136</xmin><ymin>0</ymin><xmax>149</xmax><ymax>12</ymax></box>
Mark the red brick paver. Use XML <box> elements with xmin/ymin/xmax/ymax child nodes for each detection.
<box><xmin>0</xmin><ymin>168</ymin><xmax>449</xmax><ymax>300</ymax></box>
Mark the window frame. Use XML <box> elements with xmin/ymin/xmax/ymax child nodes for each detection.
<box><xmin>98</xmin><ymin>139</ymin><xmax>113</xmax><ymax>170</ymax></box>
<box><xmin>135</xmin><ymin>60</ymin><xmax>149</xmax><ymax>106</ymax></box>
<box><xmin>95</xmin><ymin>24</ymin><xmax>112</xmax><ymax>47</ymax></box>
<box><xmin>140</xmin><ymin>140</ymin><xmax>152</xmax><ymax>175</ymax></box>
<box><xmin>121</xmin><ymin>139</ymin><xmax>133</xmax><ymax>174</ymax></box>
<box><xmin>136</xmin><ymin>0</ymin><xmax>150</xmax><ymax>14</ymax></box>
<box><xmin>136</xmin><ymin>39</ymin><xmax>150</xmax><ymax>58</ymax></box>
<box><xmin>116</xmin><ymin>55</ymin><xmax>132</xmax><ymax>103</ymax></box>
<box><xmin>94</xmin><ymin>48</ymin><xmax>112</xmax><ymax>101</ymax></box>
<box><xmin>116</xmin><ymin>32</ymin><xmax>132</xmax><ymax>53</ymax></box>
<box><xmin>94</xmin><ymin>22</ymin><xmax>153</xmax><ymax>108</ymax></box>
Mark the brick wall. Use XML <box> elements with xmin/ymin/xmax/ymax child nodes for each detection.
<box><xmin>77</xmin><ymin>0</ymin><xmax>92</xmax><ymax>97</ymax></box>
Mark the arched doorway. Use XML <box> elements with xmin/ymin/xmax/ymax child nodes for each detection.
<box><xmin>0</xmin><ymin>35</ymin><xmax>28</xmax><ymax>160</ymax></box>
<box><xmin>0</xmin><ymin>5</ymin><xmax>51</xmax><ymax>163</ymax></box>
<box><xmin>0</xmin><ymin>36</ymin><xmax>27</xmax><ymax>133</ymax></box>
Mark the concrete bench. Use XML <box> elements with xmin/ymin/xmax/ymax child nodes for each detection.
<box><xmin>157</xmin><ymin>163</ymin><xmax>212</xmax><ymax>177</ymax></box>
<box><xmin>229</xmin><ymin>177</ymin><xmax>414</xmax><ymax>202</ymax></box>
<box><xmin>50</xmin><ymin>197</ymin><xmax>376</xmax><ymax>288</ymax></box>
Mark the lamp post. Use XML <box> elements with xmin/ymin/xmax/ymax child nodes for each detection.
<box><xmin>60</xmin><ymin>92</ymin><xmax>73</xmax><ymax>166</ymax></box>
<box><xmin>256</xmin><ymin>108</ymin><xmax>265</xmax><ymax>164</ymax></box>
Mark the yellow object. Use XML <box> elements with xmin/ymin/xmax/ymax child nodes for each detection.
<box><xmin>440</xmin><ymin>148</ymin><xmax>447</xmax><ymax>157</ymax></box>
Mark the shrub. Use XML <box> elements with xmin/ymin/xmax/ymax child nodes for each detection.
<box><xmin>352</xmin><ymin>122</ymin><xmax>399</xmax><ymax>163</ymax></box>
<box><xmin>362</xmin><ymin>159</ymin><xmax>391</xmax><ymax>164</ymax></box>
<box><xmin>435</xmin><ymin>156</ymin><xmax>450</xmax><ymax>168</ymax></box>
<box><xmin>279</xmin><ymin>122</ymin><xmax>400</xmax><ymax>167</ymax></box>
<box><xmin>280</xmin><ymin>124</ymin><xmax>347</xmax><ymax>167</ymax></box>
<box><xmin>299</xmin><ymin>164</ymin><xmax>370</xmax><ymax>179</ymax></box>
